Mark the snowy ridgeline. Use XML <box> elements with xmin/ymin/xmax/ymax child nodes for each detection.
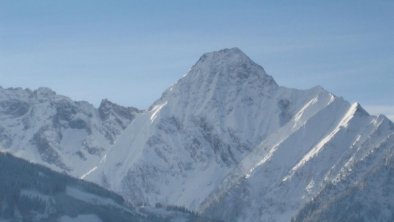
<box><xmin>0</xmin><ymin>152</ymin><xmax>219</xmax><ymax>222</ymax></box>
<box><xmin>1</xmin><ymin>48</ymin><xmax>394</xmax><ymax>222</ymax></box>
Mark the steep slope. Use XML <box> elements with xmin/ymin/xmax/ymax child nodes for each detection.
<box><xmin>293</xmin><ymin>119</ymin><xmax>394</xmax><ymax>222</ymax></box>
<box><xmin>202</xmin><ymin>106</ymin><xmax>394</xmax><ymax>221</ymax></box>
<box><xmin>0</xmin><ymin>87</ymin><xmax>140</xmax><ymax>176</ymax></box>
<box><xmin>0</xmin><ymin>152</ymin><xmax>218</xmax><ymax>222</ymax></box>
<box><xmin>84</xmin><ymin>47</ymin><xmax>394</xmax><ymax>222</ymax></box>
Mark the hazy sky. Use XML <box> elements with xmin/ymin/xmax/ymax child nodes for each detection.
<box><xmin>0</xmin><ymin>1</ymin><xmax>393</xmax><ymax>119</ymax></box>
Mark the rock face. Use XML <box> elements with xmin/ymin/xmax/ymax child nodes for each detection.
<box><xmin>0</xmin><ymin>86</ymin><xmax>140</xmax><ymax>176</ymax></box>
<box><xmin>0</xmin><ymin>152</ymin><xmax>218</xmax><ymax>222</ymax></box>
<box><xmin>3</xmin><ymin>48</ymin><xmax>394</xmax><ymax>222</ymax></box>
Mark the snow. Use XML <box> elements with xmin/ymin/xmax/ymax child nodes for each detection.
<box><xmin>150</xmin><ymin>101</ymin><xmax>167</xmax><ymax>122</ymax></box>
<box><xmin>80</xmin><ymin>166</ymin><xmax>98</xmax><ymax>179</ymax></box>
<box><xmin>294</xmin><ymin>96</ymin><xmax>318</xmax><ymax>123</ymax></box>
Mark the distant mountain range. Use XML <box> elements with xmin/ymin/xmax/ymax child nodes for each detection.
<box><xmin>1</xmin><ymin>48</ymin><xmax>393</xmax><ymax>221</ymax></box>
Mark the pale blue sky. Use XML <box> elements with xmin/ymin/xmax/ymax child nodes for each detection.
<box><xmin>0</xmin><ymin>1</ymin><xmax>393</xmax><ymax>118</ymax></box>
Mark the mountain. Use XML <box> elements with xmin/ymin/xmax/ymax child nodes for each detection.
<box><xmin>0</xmin><ymin>152</ymin><xmax>218</xmax><ymax>222</ymax></box>
<box><xmin>87</xmin><ymin>47</ymin><xmax>293</xmax><ymax>206</ymax></box>
<box><xmin>0</xmin><ymin>86</ymin><xmax>140</xmax><ymax>176</ymax></box>
<box><xmin>84</xmin><ymin>48</ymin><xmax>394</xmax><ymax>221</ymax></box>
<box><xmin>2</xmin><ymin>48</ymin><xmax>393</xmax><ymax>222</ymax></box>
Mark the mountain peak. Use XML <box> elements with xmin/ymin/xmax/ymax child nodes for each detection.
<box><xmin>200</xmin><ymin>47</ymin><xmax>245</xmax><ymax>58</ymax></box>
<box><xmin>152</xmin><ymin>48</ymin><xmax>279</xmax><ymax>115</ymax></box>
<box><xmin>183</xmin><ymin>48</ymin><xmax>277</xmax><ymax>88</ymax></box>
<box><xmin>195</xmin><ymin>47</ymin><xmax>258</xmax><ymax>70</ymax></box>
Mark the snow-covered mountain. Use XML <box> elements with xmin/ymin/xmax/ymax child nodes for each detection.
<box><xmin>0</xmin><ymin>87</ymin><xmax>140</xmax><ymax>176</ymax></box>
<box><xmin>0</xmin><ymin>152</ymin><xmax>217</xmax><ymax>222</ymax></box>
<box><xmin>2</xmin><ymin>48</ymin><xmax>393</xmax><ymax>222</ymax></box>
<box><xmin>83</xmin><ymin>48</ymin><xmax>394</xmax><ymax>221</ymax></box>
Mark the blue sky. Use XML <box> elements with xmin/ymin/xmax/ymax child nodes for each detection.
<box><xmin>0</xmin><ymin>1</ymin><xmax>393</xmax><ymax>118</ymax></box>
